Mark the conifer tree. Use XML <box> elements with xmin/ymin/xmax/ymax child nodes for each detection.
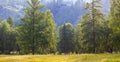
<box><xmin>0</xmin><ymin>20</ymin><xmax>17</xmax><ymax>54</ymax></box>
<box><xmin>58</xmin><ymin>23</ymin><xmax>75</xmax><ymax>53</ymax></box>
<box><xmin>17</xmin><ymin>0</ymin><xmax>44</xmax><ymax>54</ymax></box>
<box><xmin>7</xmin><ymin>16</ymin><xmax>14</xmax><ymax>27</ymax></box>
<box><xmin>43</xmin><ymin>10</ymin><xmax>57</xmax><ymax>53</ymax></box>
<box><xmin>109</xmin><ymin>0</ymin><xmax>120</xmax><ymax>52</ymax></box>
<box><xmin>76</xmin><ymin>0</ymin><xmax>105</xmax><ymax>53</ymax></box>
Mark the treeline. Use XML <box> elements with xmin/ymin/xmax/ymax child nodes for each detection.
<box><xmin>0</xmin><ymin>0</ymin><xmax>120</xmax><ymax>54</ymax></box>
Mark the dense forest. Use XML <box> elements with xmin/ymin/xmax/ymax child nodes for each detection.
<box><xmin>0</xmin><ymin>0</ymin><xmax>120</xmax><ymax>55</ymax></box>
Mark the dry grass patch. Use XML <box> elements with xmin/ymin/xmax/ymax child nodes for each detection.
<box><xmin>0</xmin><ymin>54</ymin><xmax>120</xmax><ymax>62</ymax></box>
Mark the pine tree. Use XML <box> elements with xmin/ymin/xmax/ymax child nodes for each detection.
<box><xmin>77</xmin><ymin>0</ymin><xmax>105</xmax><ymax>53</ymax></box>
<box><xmin>17</xmin><ymin>0</ymin><xmax>44</xmax><ymax>54</ymax></box>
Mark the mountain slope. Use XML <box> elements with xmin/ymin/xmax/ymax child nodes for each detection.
<box><xmin>43</xmin><ymin>0</ymin><xmax>86</xmax><ymax>26</ymax></box>
<box><xmin>0</xmin><ymin>0</ymin><xmax>110</xmax><ymax>26</ymax></box>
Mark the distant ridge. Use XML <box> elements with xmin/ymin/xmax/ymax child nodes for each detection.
<box><xmin>0</xmin><ymin>0</ymin><xmax>110</xmax><ymax>26</ymax></box>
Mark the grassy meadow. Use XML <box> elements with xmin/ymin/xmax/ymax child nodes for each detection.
<box><xmin>0</xmin><ymin>54</ymin><xmax>120</xmax><ymax>62</ymax></box>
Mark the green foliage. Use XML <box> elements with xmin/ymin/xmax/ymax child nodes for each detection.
<box><xmin>108</xmin><ymin>0</ymin><xmax>120</xmax><ymax>51</ymax></box>
<box><xmin>58</xmin><ymin>23</ymin><xmax>75</xmax><ymax>53</ymax></box>
<box><xmin>74</xmin><ymin>0</ymin><xmax>120</xmax><ymax>53</ymax></box>
<box><xmin>74</xmin><ymin>24</ymin><xmax>82</xmax><ymax>53</ymax></box>
<box><xmin>82</xmin><ymin>0</ymin><xmax>103</xmax><ymax>53</ymax></box>
<box><xmin>43</xmin><ymin>10</ymin><xmax>57</xmax><ymax>53</ymax></box>
<box><xmin>7</xmin><ymin>16</ymin><xmax>14</xmax><ymax>27</ymax></box>
<box><xmin>17</xmin><ymin>0</ymin><xmax>56</xmax><ymax>54</ymax></box>
<box><xmin>17</xmin><ymin>0</ymin><xmax>45</xmax><ymax>54</ymax></box>
<box><xmin>0</xmin><ymin>18</ymin><xmax>17</xmax><ymax>54</ymax></box>
<box><xmin>75</xmin><ymin>0</ymin><xmax>113</xmax><ymax>53</ymax></box>
<box><xmin>0</xmin><ymin>0</ymin><xmax>120</xmax><ymax>54</ymax></box>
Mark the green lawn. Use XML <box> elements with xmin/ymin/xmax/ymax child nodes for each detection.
<box><xmin>0</xmin><ymin>54</ymin><xmax>120</xmax><ymax>62</ymax></box>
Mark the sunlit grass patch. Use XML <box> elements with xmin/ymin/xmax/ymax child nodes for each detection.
<box><xmin>102</xmin><ymin>59</ymin><xmax>120</xmax><ymax>62</ymax></box>
<box><xmin>0</xmin><ymin>54</ymin><xmax>120</xmax><ymax>62</ymax></box>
